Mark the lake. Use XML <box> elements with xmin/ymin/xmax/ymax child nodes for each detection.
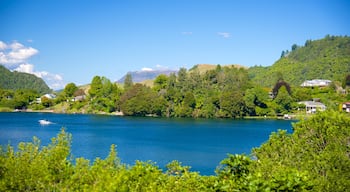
<box><xmin>0</xmin><ymin>112</ymin><xmax>294</xmax><ymax>175</ymax></box>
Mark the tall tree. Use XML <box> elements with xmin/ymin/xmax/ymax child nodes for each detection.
<box><xmin>89</xmin><ymin>76</ymin><xmax>102</xmax><ymax>98</ymax></box>
<box><xmin>124</xmin><ymin>73</ymin><xmax>133</xmax><ymax>90</ymax></box>
<box><xmin>64</xmin><ymin>83</ymin><xmax>78</xmax><ymax>98</ymax></box>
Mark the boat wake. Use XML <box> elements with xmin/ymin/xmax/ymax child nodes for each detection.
<box><xmin>38</xmin><ymin>119</ymin><xmax>54</xmax><ymax>125</ymax></box>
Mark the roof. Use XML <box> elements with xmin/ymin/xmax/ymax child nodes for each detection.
<box><xmin>298</xmin><ymin>101</ymin><xmax>326</xmax><ymax>108</ymax></box>
<box><xmin>300</xmin><ymin>79</ymin><xmax>332</xmax><ymax>87</ymax></box>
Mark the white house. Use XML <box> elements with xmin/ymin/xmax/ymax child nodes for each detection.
<box><xmin>298</xmin><ymin>101</ymin><xmax>326</xmax><ymax>114</ymax></box>
<box><xmin>300</xmin><ymin>79</ymin><xmax>332</xmax><ymax>87</ymax></box>
<box><xmin>342</xmin><ymin>102</ymin><xmax>350</xmax><ymax>113</ymax></box>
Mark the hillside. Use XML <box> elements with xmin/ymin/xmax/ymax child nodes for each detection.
<box><xmin>0</xmin><ymin>65</ymin><xmax>51</xmax><ymax>94</ymax></box>
<box><xmin>190</xmin><ymin>64</ymin><xmax>247</xmax><ymax>74</ymax></box>
<box><xmin>249</xmin><ymin>35</ymin><xmax>350</xmax><ymax>87</ymax></box>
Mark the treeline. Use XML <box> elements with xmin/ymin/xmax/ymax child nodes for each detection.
<box><xmin>1</xmin><ymin>111</ymin><xmax>349</xmax><ymax>191</ymax></box>
<box><xmin>85</xmin><ymin>66</ymin><xmax>348</xmax><ymax>117</ymax></box>
<box><xmin>0</xmin><ymin>65</ymin><xmax>51</xmax><ymax>94</ymax></box>
<box><xmin>1</xmin><ymin>64</ymin><xmax>349</xmax><ymax>116</ymax></box>
<box><xmin>0</xmin><ymin>89</ymin><xmax>39</xmax><ymax>111</ymax></box>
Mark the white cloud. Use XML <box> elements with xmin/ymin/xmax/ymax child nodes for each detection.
<box><xmin>155</xmin><ymin>64</ymin><xmax>170</xmax><ymax>71</ymax></box>
<box><xmin>217</xmin><ymin>32</ymin><xmax>231</xmax><ymax>39</ymax></box>
<box><xmin>9</xmin><ymin>42</ymin><xmax>25</xmax><ymax>50</ymax></box>
<box><xmin>141</xmin><ymin>67</ymin><xmax>153</xmax><ymax>71</ymax></box>
<box><xmin>0</xmin><ymin>41</ymin><xmax>7</xmax><ymax>50</ymax></box>
<box><xmin>1</xmin><ymin>40</ymin><xmax>65</xmax><ymax>90</ymax></box>
<box><xmin>0</xmin><ymin>41</ymin><xmax>38</xmax><ymax>66</ymax></box>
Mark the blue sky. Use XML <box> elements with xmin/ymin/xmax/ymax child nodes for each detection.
<box><xmin>1</xmin><ymin>0</ymin><xmax>349</xmax><ymax>89</ymax></box>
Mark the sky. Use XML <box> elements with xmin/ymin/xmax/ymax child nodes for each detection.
<box><xmin>1</xmin><ymin>0</ymin><xmax>349</xmax><ymax>90</ymax></box>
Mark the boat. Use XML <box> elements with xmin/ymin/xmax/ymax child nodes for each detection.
<box><xmin>39</xmin><ymin>119</ymin><xmax>52</xmax><ymax>125</ymax></box>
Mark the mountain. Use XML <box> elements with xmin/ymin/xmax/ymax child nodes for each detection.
<box><xmin>248</xmin><ymin>35</ymin><xmax>350</xmax><ymax>87</ymax></box>
<box><xmin>117</xmin><ymin>69</ymin><xmax>178</xmax><ymax>83</ymax></box>
<box><xmin>0</xmin><ymin>65</ymin><xmax>51</xmax><ymax>94</ymax></box>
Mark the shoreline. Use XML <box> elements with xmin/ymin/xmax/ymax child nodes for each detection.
<box><xmin>3</xmin><ymin>108</ymin><xmax>307</xmax><ymax>120</ymax></box>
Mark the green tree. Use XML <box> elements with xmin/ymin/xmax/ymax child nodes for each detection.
<box><xmin>254</xmin><ymin>111</ymin><xmax>350</xmax><ymax>191</ymax></box>
<box><xmin>218</xmin><ymin>91</ymin><xmax>246</xmax><ymax>118</ymax></box>
<box><xmin>89</xmin><ymin>76</ymin><xmax>102</xmax><ymax>98</ymax></box>
<box><xmin>120</xmin><ymin>84</ymin><xmax>159</xmax><ymax>116</ymax></box>
<box><xmin>64</xmin><ymin>83</ymin><xmax>78</xmax><ymax>98</ymax></box>
<box><xmin>153</xmin><ymin>74</ymin><xmax>168</xmax><ymax>92</ymax></box>
<box><xmin>123</xmin><ymin>73</ymin><xmax>133</xmax><ymax>90</ymax></box>
<box><xmin>273</xmin><ymin>86</ymin><xmax>294</xmax><ymax>113</ymax></box>
<box><xmin>343</xmin><ymin>74</ymin><xmax>350</xmax><ymax>88</ymax></box>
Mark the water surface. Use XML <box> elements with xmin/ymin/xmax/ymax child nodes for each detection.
<box><xmin>0</xmin><ymin>112</ymin><xmax>294</xmax><ymax>175</ymax></box>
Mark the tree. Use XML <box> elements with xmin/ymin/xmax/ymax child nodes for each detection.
<box><xmin>254</xmin><ymin>111</ymin><xmax>350</xmax><ymax>191</ymax></box>
<box><xmin>219</xmin><ymin>91</ymin><xmax>246</xmax><ymax>118</ymax></box>
<box><xmin>124</xmin><ymin>73</ymin><xmax>133</xmax><ymax>91</ymax></box>
<box><xmin>41</xmin><ymin>96</ymin><xmax>53</xmax><ymax>108</ymax></box>
<box><xmin>177</xmin><ymin>68</ymin><xmax>188</xmax><ymax>91</ymax></box>
<box><xmin>153</xmin><ymin>74</ymin><xmax>168</xmax><ymax>92</ymax></box>
<box><xmin>273</xmin><ymin>86</ymin><xmax>293</xmax><ymax>113</ymax></box>
<box><xmin>64</xmin><ymin>83</ymin><xmax>78</xmax><ymax>98</ymax></box>
<box><xmin>120</xmin><ymin>84</ymin><xmax>159</xmax><ymax>116</ymax></box>
<box><xmin>343</xmin><ymin>74</ymin><xmax>350</xmax><ymax>88</ymax></box>
<box><xmin>89</xmin><ymin>76</ymin><xmax>102</xmax><ymax>98</ymax></box>
<box><xmin>272</xmin><ymin>79</ymin><xmax>291</xmax><ymax>98</ymax></box>
<box><xmin>291</xmin><ymin>43</ymin><xmax>298</xmax><ymax>51</ymax></box>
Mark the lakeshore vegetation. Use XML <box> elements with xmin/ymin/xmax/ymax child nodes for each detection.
<box><xmin>0</xmin><ymin>111</ymin><xmax>349</xmax><ymax>191</ymax></box>
<box><xmin>1</xmin><ymin>35</ymin><xmax>349</xmax><ymax>117</ymax></box>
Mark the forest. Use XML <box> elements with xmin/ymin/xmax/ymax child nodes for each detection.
<box><xmin>249</xmin><ymin>35</ymin><xmax>350</xmax><ymax>87</ymax></box>
<box><xmin>0</xmin><ymin>111</ymin><xmax>349</xmax><ymax>191</ymax></box>
<box><xmin>0</xmin><ymin>65</ymin><xmax>51</xmax><ymax>94</ymax></box>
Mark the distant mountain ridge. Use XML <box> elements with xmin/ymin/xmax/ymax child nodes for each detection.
<box><xmin>117</xmin><ymin>69</ymin><xmax>178</xmax><ymax>83</ymax></box>
<box><xmin>0</xmin><ymin>65</ymin><xmax>51</xmax><ymax>94</ymax></box>
<box><xmin>248</xmin><ymin>35</ymin><xmax>350</xmax><ymax>87</ymax></box>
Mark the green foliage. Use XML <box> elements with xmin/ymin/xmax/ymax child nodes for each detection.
<box><xmin>0</xmin><ymin>65</ymin><xmax>51</xmax><ymax>94</ymax></box>
<box><xmin>124</xmin><ymin>73</ymin><xmax>133</xmax><ymax>90</ymax></box>
<box><xmin>120</xmin><ymin>83</ymin><xmax>164</xmax><ymax>116</ymax></box>
<box><xmin>249</xmin><ymin>35</ymin><xmax>350</xmax><ymax>87</ymax></box>
<box><xmin>0</xmin><ymin>88</ymin><xmax>39</xmax><ymax>109</ymax></box>
<box><xmin>88</xmin><ymin>76</ymin><xmax>121</xmax><ymax>113</ymax></box>
<box><xmin>63</xmin><ymin>83</ymin><xmax>78</xmax><ymax>98</ymax></box>
<box><xmin>254</xmin><ymin>111</ymin><xmax>350</xmax><ymax>191</ymax></box>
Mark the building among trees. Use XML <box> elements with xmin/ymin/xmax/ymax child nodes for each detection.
<box><xmin>300</xmin><ymin>79</ymin><xmax>332</xmax><ymax>87</ymax></box>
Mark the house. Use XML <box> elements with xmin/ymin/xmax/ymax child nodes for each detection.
<box><xmin>72</xmin><ymin>95</ymin><xmax>86</xmax><ymax>102</ymax></box>
<box><xmin>300</xmin><ymin>79</ymin><xmax>332</xmax><ymax>87</ymax></box>
<box><xmin>342</xmin><ymin>102</ymin><xmax>350</xmax><ymax>113</ymax></box>
<box><xmin>298</xmin><ymin>101</ymin><xmax>326</xmax><ymax>114</ymax></box>
<box><xmin>36</xmin><ymin>93</ymin><xmax>56</xmax><ymax>103</ymax></box>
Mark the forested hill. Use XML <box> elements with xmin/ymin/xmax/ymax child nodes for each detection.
<box><xmin>249</xmin><ymin>35</ymin><xmax>350</xmax><ymax>87</ymax></box>
<box><xmin>0</xmin><ymin>65</ymin><xmax>51</xmax><ymax>94</ymax></box>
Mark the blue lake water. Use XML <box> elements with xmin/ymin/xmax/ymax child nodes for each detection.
<box><xmin>0</xmin><ymin>112</ymin><xmax>295</xmax><ymax>175</ymax></box>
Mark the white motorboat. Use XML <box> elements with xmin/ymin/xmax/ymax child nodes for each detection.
<box><xmin>39</xmin><ymin>119</ymin><xmax>52</xmax><ymax>125</ymax></box>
